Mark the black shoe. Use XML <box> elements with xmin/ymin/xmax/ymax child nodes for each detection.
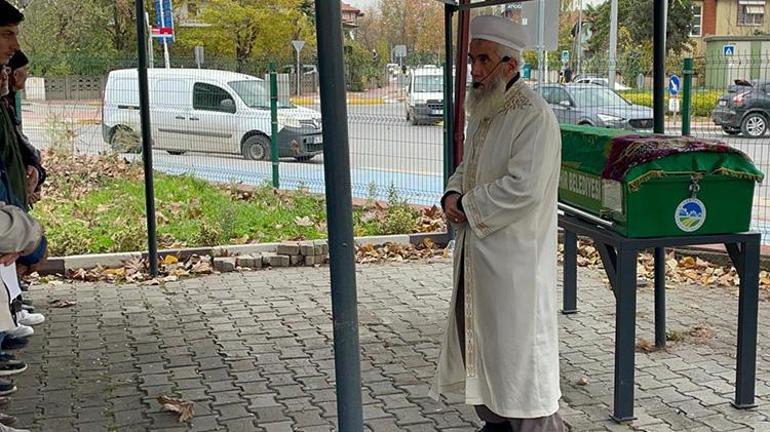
<box><xmin>479</xmin><ymin>422</ymin><xmax>513</xmax><ymax>432</ymax></box>
<box><xmin>0</xmin><ymin>378</ymin><xmax>15</xmax><ymax>396</ymax></box>
<box><xmin>0</xmin><ymin>360</ymin><xmax>26</xmax><ymax>376</ymax></box>
<box><xmin>0</xmin><ymin>338</ymin><xmax>27</xmax><ymax>351</ymax></box>
<box><xmin>0</xmin><ymin>354</ymin><xmax>15</xmax><ymax>362</ymax></box>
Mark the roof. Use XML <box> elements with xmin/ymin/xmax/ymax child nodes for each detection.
<box><xmin>108</xmin><ymin>68</ymin><xmax>262</xmax><ymax>82</ymax></box>
<box><xmin>341</xmin><ymin>2</ymin><xmax>363</xmax><ymax>15</ymax></box>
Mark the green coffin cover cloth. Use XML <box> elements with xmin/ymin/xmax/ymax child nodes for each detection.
<box><xmin>560</xmin><ymin>124</ymin><xmax>765</xmax><ymax>190</ymax></box>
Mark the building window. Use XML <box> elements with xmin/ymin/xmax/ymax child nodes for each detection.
<box><xmin>691</xmin><ymin>3</ymin><xmax>703</xmax><ymax>36</ymax></box>
<box><xmin>738</xmin><ymin>0</ymin><xmax>765</xmax><ymax>26</ymax></box>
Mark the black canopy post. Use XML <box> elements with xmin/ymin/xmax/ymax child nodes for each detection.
<box><xmin>313</xmin><ymin>2</ymin><xmax>364</xmax><ymax>431</ymax></box>
<box><xmin>134</xmin><ymin>0</ymin><xmax>159</xmax><ymax>277</ymax></box>
<box><xmin>653</xmin><ymin>0</ymin><xmax>667</xmax><ymax>134</ymax></box>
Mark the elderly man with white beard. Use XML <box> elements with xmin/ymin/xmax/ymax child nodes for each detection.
<box><xmin>431</xmin><ymin>15</ymin><xmax>564</xmax><ymax>432</ymax></box>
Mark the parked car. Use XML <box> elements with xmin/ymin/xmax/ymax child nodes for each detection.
<box><xmin>573</xmin><ymin>75</ymin><xmax>631</xmax><ymax>91</ymax></box>
<box><xmin>711</xmin><ymin>79</ymin><xmax>770</xmax><ymax>137</ymax></box>
<box><xmin>102</xmin><ymin>68</ymin><xmax>323</xmax><ymax>161</ymax></box>
<box><xmin>535</xmin><ymin>83</ymin><xmax>653</xmax><ymax>131</ymax></box>
<box><xmin>405</xmin><ymin>65</ymin><xmax>444</xmax><ymax>125</ymax></box>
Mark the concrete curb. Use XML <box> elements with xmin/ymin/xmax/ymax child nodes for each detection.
<box><xmin>38</xmin><ymin>232</ymin><xmax>451</xmax><ymax>276</ymax></box>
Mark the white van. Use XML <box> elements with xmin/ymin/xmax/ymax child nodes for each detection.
<box><xmin>405</xmin><ymin>65</ymin><xmax>444</xmax><ymax>125</ymax></box>
<box><xmin>102</xmin><ymin>68</ymin><xmax>323</xmax><ymax>161</ymax></box>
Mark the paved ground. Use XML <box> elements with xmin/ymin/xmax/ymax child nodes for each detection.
<box><xmin>4</xmin><ymin>260</ymin><xmax>770</xmax><ymax>431</ymax></box>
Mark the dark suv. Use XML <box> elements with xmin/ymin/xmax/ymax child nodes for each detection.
<box><xmin>712</xmin><ymin>79</ymin><xmax>770</xmax><ymax>137</ymax></box>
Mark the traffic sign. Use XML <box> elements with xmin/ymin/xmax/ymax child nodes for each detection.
<box><xmin>291</xmin><ymin>40</ymin><xmax>305</xmax><ymax>53</ymax></box>
<box><xmin>153</xmin><ymin>0</ymin><xmax>175</xmax><ymax>43</ymax></box>
<box><xmin>561</xmin><ymin>50</ymin><xmax>570</xmax><ymax>63</ymax></box>
<box><xmin>668</xmin><ymin>75</ymin><xmax>681</xmax><ymax>96</ymax></box>
<box><xmin>724</xmin><ymin>44</ymin><xmax>735</xmax><ymax>56</ymax></box>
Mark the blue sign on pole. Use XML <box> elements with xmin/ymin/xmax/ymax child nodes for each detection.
<box><xmin>668</xmin><ymin>75</ymin><xmax>681</xmax><ymax>96</ymax></box>
<box><xmin>724</xmin><ymin>44</ymin><xmax>735</xmax><ymax>57</ymax></box>
<box><xmin>153</xmin><ymin>0</ymin><xmax>175</xmax><ymax>44</ymax></box>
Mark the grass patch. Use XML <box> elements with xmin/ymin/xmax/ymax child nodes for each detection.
<box><xmin>33</xmin><ymin>151</ymin><xmax>437</xmax><ymax>256</ymax></box>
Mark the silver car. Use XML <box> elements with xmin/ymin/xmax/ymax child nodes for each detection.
<box><xmin>535</xmin><ymin>83</ymin><xmax>654</xmax><ymax>131</ymax></box>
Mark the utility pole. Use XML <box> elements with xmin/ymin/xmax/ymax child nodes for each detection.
<box><xmin>608</xmin><ymin>0</ymin><xmax>618</xmax><ymax>89</ymax></box>
<box><xmin>537</xmin><ymin>0</ymin><xmax>545</xmax><ymax>87</ymax></box>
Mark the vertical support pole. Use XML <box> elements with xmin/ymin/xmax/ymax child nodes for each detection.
<box><xmin>269</xmin><ymin>63</ymin><xmax>280</xmax><ymax>189</ymax></box>
<box><xmin>314</xmin><ymin>2</ymin><xmax>363</xmax><ymax>430</ymax></box>
<box><xmin>608</xmin><ymin>0</ymin><xmax>618</xmax><ymax>90</ymax></box>
<box><xmin>296</xmin><ymin>50</ymin><xmax>302</xmax><ymax>96</ymax></box>
<box><xmin>443</xmin><ymin>4</ymin><xmax>455</xmax><ymax>187</ymax></box>
<box><xmin>733</xmin><ymin>235</ymin><xmax>760</xmax><ymax>409</ymax></box>
<box><xmin>163</xmin><ymin>39</ymin><xmax>170</xmax><ymax>68</ymax></box>
<box><xmin>654</xmin><ymin>247</ymin><xmax>666</xmax><ymax>348</ymax></box>
<box><xmin>611</xmin><ymin>246</ymin><xmax>638</xmax><ymax>422</ymax></box>
<box><xmin>145</xmin><ymin>12</ymin><xmax>154</xmax><ymax>69</ymax></box>
<box><xmin>453</xmin><ymin>0</ymin><xmax>470</xmax><ymax>169</ymax></box>
<box><xmin>682</xmin><ymin>58</ymin><xmax>693</xmax><ymax>136</ymax></box>
<box><xmin>562</xmin><ymin>230</ymin><xmax>578</xmax><ymax>314</ymax></box>
<box><xmin>135</xmin><ymin>0</ymin><xmax>159</xmax><ymax>277</ymax></box>
<box><xmin>653</xmin><ymin>0</ymin><xmax>668</xmax><ymax>134</ymax></box>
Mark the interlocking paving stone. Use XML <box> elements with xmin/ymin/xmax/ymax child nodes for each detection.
<box><xmin>13</xmin><ymin>261</ymin><xmax>770</xmax><ymax>431</ymax></box>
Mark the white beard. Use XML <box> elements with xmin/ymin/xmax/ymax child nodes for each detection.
<box><xmin>465</xmin><ymin>73</ymin><xmax>509</xmax><ymax>121</ymax></box>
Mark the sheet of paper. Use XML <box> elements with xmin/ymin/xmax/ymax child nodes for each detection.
<box><xmin>0</xmin><ymin>264</ymin><xmax>20</xmax><ymax>301</ymax></box>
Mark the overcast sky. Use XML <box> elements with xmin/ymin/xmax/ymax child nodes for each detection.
<box><xmin>345</xmin><ymin>0</ymin><xmax>606</xmax><ymax>11</ymax></box>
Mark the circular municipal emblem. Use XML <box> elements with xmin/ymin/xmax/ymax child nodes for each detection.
<box><xmin>675</xmin><ymin>198</ymin><xmax>707</xmax><ymax>232</ymax></box>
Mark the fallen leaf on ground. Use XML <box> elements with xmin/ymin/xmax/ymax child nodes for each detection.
<box><xmin>49</xmin><ymin>299</ymin><xmax>77</xmax><ymax>308</ymax></box>
<box><xmin>636</xmin><ymin>338</ymin><xmax>658</xmax><ymax>353</ymax></box>
<box><xmin>161</xmin><ymin>255</ymin><xmax>179</xmax><ymax>265</ymax></box>
<box><xmin>577</xmin><ymin>376</ymin><xmax>589</xmax><ymax>386</ymax></box>
<box><xmin>294</xmin><ymin>216</ymin><xmax>314</xmax><ymax>227</ymax></box>
<box><xmin>157</xmin><ymin>395</ymin><xmax>194</xmax><ymax>422</ymax></box>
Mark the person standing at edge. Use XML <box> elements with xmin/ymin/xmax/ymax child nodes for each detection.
<box><xmin>431</xmin><ymin>15</ymin><xmax>564</xmax><ymax>432</ymax></box>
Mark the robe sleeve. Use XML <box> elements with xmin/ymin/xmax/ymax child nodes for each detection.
<box><xmin>462</xmin><ymin>111</ymin><xmax>558</xmax><ymax>239</ymax></box>
<box><xmin>444</xmin><ymin>159</ymin><xmax>465</xmax><ymax>197</ymax></box>
<box><xmin>0</xmin><ymin>202</ymin><xmax>42</xmax><ymax>255</ymax></box>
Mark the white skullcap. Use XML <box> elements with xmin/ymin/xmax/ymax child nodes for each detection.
<box><xmin>470</xmin><ymin>15</ymin><xmax>530</xmax><ymax>52</ymax></box>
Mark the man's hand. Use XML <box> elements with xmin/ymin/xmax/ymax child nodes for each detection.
<box><xmin>444</xmin><ymin>193</ymin><xmax>467</xmax><ymax>224</ymax></box>
<box><xmin>25</xmin><ymin>166</ymin><xmax>39</xmax><ymax>204</ymax></box>
<box><xmin>0</xmin><ymin>253</ymin><xmax>21</xmax><ymax>266</ymax></box>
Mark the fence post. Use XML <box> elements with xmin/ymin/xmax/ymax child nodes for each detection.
<box><xmin>269</xmin><ymin>63</ymin><xmax>280</xmax><ymax>189</ymax></box>
<box><xmin>682</xmin><ymin>58</ymin><xmax>693</xmax><ymax>137</ymax></box>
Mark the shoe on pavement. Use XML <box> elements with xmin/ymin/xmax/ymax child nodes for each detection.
<box><xmin>15</xmin><ymin>311</ymin><xmax>43</xmax><ymax>327</ymax></box>
<box><xmin>0</xmin><ymin>423</ymin><xmax>29</xmax><ymax>432</ymax></box>
<box><xmin>19</xmin><ymin>305</ymin><xmax>33</xmax><ymax>313</ymax></box>
<box><xmin>0</xmin><ymin>354</ymin><xmax>15</xmax><ymax>363</ymax></box>
<box><xmin>0</xmin><ymin>378</ymin><xmax>15</xmax><ymax>396</ymax></box>
<box><xmin>478</xmin><ymin>422</ymin><xmax>513</xmax><ymax>432</ymax></box>
<box><xmin>0</xmin><ymin>338</ymin><xmax>27</xmax><ymax>352</ymax></box>
<box><xmin>0</xmin><ymin>361</ymin><xmax>26</xmax><ymax>377</ymax></box>
<box><xmin>5</xmin><ymin>326</ymin><xmax>32</xmax><ymax>339</ymax></box>
<box><xmin>0</xmin><ymin>413</ymin><xmax>15</xmax><ymax>426</ymax></box>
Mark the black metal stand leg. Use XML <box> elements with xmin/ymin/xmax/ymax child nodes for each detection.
<box><xmin>654</xmin><ymin>247</ymin><xmax>666</xmax><ymax>348</ymax></box>
<box><xmin>562</xmin><ymin>230</ymin><xmax>578</xmax><ymax>314</ymax></box>
<box><xmin>611</xmin><ymin>247</ymin><xmax>638</xmax><ymax>422</ymax></box>
<box><xmin>733</xmin><ymin>237</ymin><xmax>760</xmax><ymax>409</ymax></box>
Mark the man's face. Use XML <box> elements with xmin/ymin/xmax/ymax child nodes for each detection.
<box><xmin>469</xmin><ymin>39</ymin><xmax>507</xmax><ymax>90</ymax></box>
<box><xmin>11</xmin><ymin>65</ymin><xmax>28</xmax><ymax>90</ymax></box>
<box><xmin>0</xmin><ymin>25</ymin><xmax>20</xmax><ymax>65</ymax></box>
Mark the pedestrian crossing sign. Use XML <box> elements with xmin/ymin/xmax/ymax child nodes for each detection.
<box><xmin>724</xmin><ymin>44</ymin><xmax>735</xmax><ymax>56</ymax></box>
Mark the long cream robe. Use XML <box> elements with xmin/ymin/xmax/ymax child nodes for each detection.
<box><xmin>431</xmin><ymin>79</ymin><xmax>562</xmax><ymax>418</ymax></box>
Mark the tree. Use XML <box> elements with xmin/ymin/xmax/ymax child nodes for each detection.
<box><xmin>586</xmin><ymin>0</ymin><xmax>694</xmax><ymax>62</ymax></box>
<box><xmin>180</xmin><ymin>0</ymin><xmax>311</xmax><ymax>71</ymax></box>
<box><xmin>377</xmin><ymin>0</ymin><xmax>444</xmax><ymax>65</ymax></box>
